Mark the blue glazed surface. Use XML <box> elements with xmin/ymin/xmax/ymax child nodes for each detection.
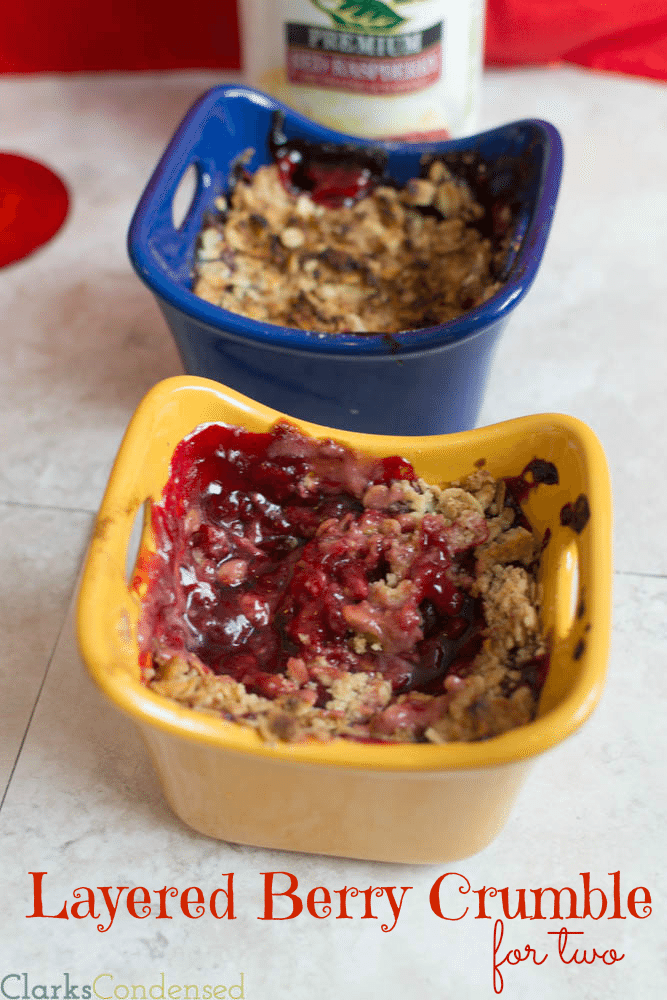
<box><xmin>128</xmin><ymin>85</ymin><xmax>562</xmax><ymax>433</ymax></box>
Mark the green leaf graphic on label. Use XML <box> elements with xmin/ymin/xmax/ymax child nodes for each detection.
<box><xmin>311</xmin><ymin>0</ymin><xmax>407</xmax><ymax>33</ymax></box>
<box><xmin>339</xmin><ymin>0</ymin><xmax>405</xmax><ymax>29</ymax></box>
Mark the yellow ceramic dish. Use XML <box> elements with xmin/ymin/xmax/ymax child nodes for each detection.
<box><xmin>77</xmin><ymin>376</ymin><xmax>612</xmax><ymax>863</ymax></box>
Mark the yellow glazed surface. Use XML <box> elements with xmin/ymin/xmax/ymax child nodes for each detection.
<box><xmin>77</xmin><ymin>377</ymin><xmax>612</xmax><ymax>862</ymax></box>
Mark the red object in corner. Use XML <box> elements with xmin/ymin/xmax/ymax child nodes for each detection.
<box><xmin>0</xmin><ymin>154</ymin><xmax>69</xmax><ymax>268</ymax></box>
<box><xmin>485</xmin><ymin>0</ymin><xmax>667</xmax><ymax>82</ymax></box>
<box><xmin>0</xmin><ymin>0</ymin><xmax>241</xmax><ymax>73</ymax></box>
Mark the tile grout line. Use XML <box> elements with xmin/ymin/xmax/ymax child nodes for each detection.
<box><xmin>0</xmin><ymin>593</ymin><xmax>75</xmax><ymax>814</ymax></box>
<box><xmin>0</xmin><ymin>498</ymin><xmax>96</xmax><ymax>516</ymax></box>
<box><xmin>614</xmin><ymin>569</ymin><xmax>667</xmax><ymax>580</ymax></box>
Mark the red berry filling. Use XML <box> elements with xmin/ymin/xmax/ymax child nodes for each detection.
<box><xmin>142</xmin><ymin>422</ymin><xmax>490</xmax><ymax>702</ymax></box>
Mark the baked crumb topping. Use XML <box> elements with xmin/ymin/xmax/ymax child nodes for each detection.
<box><xmin>192</xmin><ymin>159</ymin><xmax>506</xmax><ymax>335</ymax></box>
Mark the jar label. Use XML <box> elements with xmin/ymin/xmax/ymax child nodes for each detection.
<box><xmin>242</xmin><ymin>0</ymin><xmax>485</xmax><ymax>137</ymax></box>
<box><xmin>285</xmin><ymin>18</ymin><xmax>444</xmax><ymax>95</ymax></box>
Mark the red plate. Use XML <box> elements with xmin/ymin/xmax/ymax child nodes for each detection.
<box><xmin>0</xmin><ymin>153</ymin><xmax>69</xmax><ymax>268</ymax></box>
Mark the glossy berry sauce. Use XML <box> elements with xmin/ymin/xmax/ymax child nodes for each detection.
<box><xmin>144</xmin><ymin>422</ymin><xmax>488</xmax><ymax>701</ymax></box>
<box><xmin>269</xmin><ymin>112</ymin><xmax>389</xmax><ymax>209</ymax></box>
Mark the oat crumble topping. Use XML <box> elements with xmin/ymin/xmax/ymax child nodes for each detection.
<box><xmin>192</xmin><ymin>158</ymin><xmax>506</xmax><ymax>335</ymax></box>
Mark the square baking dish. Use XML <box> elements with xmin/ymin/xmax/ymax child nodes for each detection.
<box><xmin>77</xmin><ymin>376</ymin><xmax>611</xmax><ymax>863</ymax></box>
<box><xmin>127</xmin><ymin>85</ymin><xmax>562</xmax><ymax>435</ymax></box>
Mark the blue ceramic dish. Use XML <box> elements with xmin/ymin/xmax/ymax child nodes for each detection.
<box><xmin>128</xmin><ymin>85</ymin><xmax>562</xmax><ymax>434</ymax></box>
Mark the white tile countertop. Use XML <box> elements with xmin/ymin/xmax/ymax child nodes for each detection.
<box><xmin>1</xmin><ymin>67</ymin><xmax>666</xmax><ymax>998</ymax></box>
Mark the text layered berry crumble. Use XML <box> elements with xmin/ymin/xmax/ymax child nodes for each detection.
<box><xmin>140</xmin><ymin>422</ymin><xmax>552</xmax><ymax>744</ymax></box>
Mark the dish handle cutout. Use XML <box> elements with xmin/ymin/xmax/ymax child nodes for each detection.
<box><xmin>124</xmin><ymin>499</ymin><xmax>152</xmax><ymax>597</ymax></box>
<box><xmin>552</xmin><ymin>537</ymin><xmax>580</xmax><ymax>642</ymax></box>
<box><xmin>171</xmin><ymin>162</ymin><xmax>200</xmax><ymax>230</ymax></box>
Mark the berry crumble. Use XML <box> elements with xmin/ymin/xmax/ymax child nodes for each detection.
<box><xmin>140</xmin><ymin>421</ymin><xmax>552</xmax><ymax>744</ymax></box>
<box><xmin>191</xmin><ymin>118</ymin><xmax>513</xmax><ymax>335</ymax></box>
